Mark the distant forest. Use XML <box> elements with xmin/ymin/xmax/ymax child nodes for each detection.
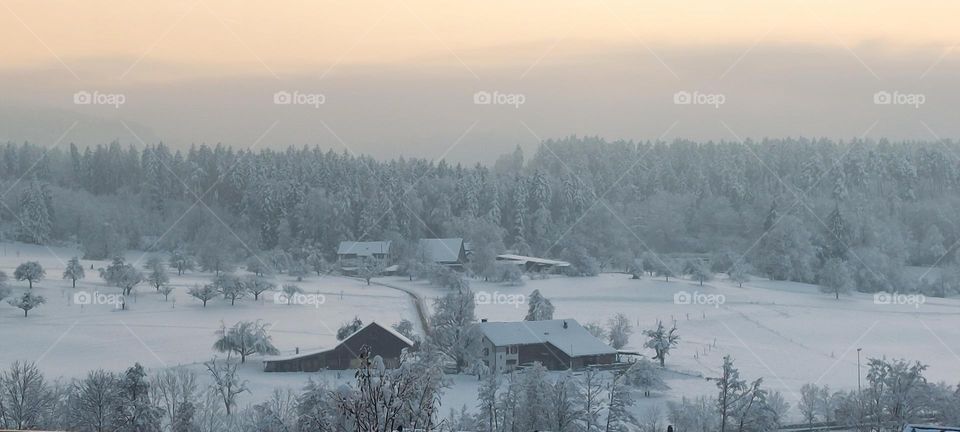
<box><xmin>1</xmin><ymin>136</ymin><xmax>959</xmax><ymax>295</ymax></box>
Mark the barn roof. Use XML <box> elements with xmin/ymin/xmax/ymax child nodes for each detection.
<box><xmin>477</xmin><ymin>319</ymin><xmax>616</xmax><ymax>357</ymax></box>
<box><xmin>263</xmin><ymin>321</ymin><xmax>414</xmax><ymax>362</ymax></box>
<box><xmin>418</xmin><ymin>238</ymin><xmax>464</xmax><ymax>263</ymax></box>
<box><xmin>337</xmin><ymin>241</ymin><xmax>391</xmax><ymax>256</ymax></box>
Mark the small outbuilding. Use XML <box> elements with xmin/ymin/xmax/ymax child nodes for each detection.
<box><xmin>263</xmin><ymin>321</ymin><xmax>414</xmax><ymax>372</ymax></box>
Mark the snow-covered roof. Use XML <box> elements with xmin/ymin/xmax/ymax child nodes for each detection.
<box><xmin>337</xmin><ymin>241</ymin><xmax>391</xmax><ymax>256</ymax></box>
<box><xmin>477</xmin><ymin>319</ymin><xmax>616</xmax><ymax>357</ymax></box>
<box><xmin>902</xmin><ymin>426</ymin><xmax>960</xmax><ymax>432</ymax></box>
<box><xmin>263</xmin><ymin>321</ymin><xmax>414</xmax><ymax>363</ymax></box>
<box><xmin>342</xmin><ymin>321</ymin><xmax>416</xmax><ymax>347</ymax></box>
<box><xmin>496</xmin><ymin>254</ymin><xmax>571</xmax><ymax>267</ymax></box>
<box><xmin>418</xmin><ymin>238</ymin><xmax>464</xmax><ymax>263</ymax></box>
<box><xmin>263</xmin><ymin>347</ymin><xmax>333</xmax><ymax>362</ymax></box>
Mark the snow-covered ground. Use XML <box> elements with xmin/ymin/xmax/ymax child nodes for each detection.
<box><xmin>1</xmin><ymin>241</ymin><xmax>958</xmax><ymax>420</ymax></box>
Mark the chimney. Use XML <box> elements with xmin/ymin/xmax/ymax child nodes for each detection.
<box><xmin>295</xmin><ymin>347</ymin><xmax>299</xmax><ymax>354</ymax></box>
<box><xmin>563</xmin><ymin>321</ymin><xmax>568</xmax><ymax>329</ymax></box>
<box><xmin>481</xmin><ymin>318</ymin><xmax>488</xmax><ymax>323</ymax></box>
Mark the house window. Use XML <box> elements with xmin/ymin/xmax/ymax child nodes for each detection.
<box><xmin>483</xmin><ymin>348</ymin><xmax>489</xmax><ymax>356</ymax></box>
<box><xmin>508</xmin><ymin>345</ymin><xmax>518</xmax><ymax>354</ymax></box>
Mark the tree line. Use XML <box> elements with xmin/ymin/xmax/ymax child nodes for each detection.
<box><xmin>2</xmin><ymin>137</ymin><xmax>960</xmax><ymax>296</ymax></box>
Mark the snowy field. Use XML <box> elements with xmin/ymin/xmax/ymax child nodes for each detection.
<box><xmin>1</xmin><ymin>241</ymin><xmax>958</xmax><ymax>420</ymax></box>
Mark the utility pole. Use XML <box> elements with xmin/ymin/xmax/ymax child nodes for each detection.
<box><xmin>856</xmin><ymin>347</ymin><xmax>862</xmax><ymax>394</ymax></box>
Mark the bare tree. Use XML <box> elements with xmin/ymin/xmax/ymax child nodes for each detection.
<box><xmin>204</xmin><ymin>358</ymin><xmax>248</xmax><ymax>416</ymax></box>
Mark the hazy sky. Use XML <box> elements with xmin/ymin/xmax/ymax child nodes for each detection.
<box><xmin>2</xmin><ymin>0</ymin><xmax>959</xmax><ymax>162</ymax></box>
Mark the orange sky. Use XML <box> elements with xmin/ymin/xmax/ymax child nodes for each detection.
<box><xmin>2</xmin><ymin>0</ymin><xmax>958</xmax><ymax>81</ymax></box>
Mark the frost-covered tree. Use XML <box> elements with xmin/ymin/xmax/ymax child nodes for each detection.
<box><xmin>642</xmin><ymin>320</ymin><xmax>680</xmax><ymax>367</ymax></box>
<box><xmin>242</xmin><ymin>275</ymin><xmax>274</xmax><ymax>301</ymax></box>
<box><xmin>578</xmin><ymin>367</ymin><xmax>605</xmax><ymax>432</ymax></box>
<box><xmin>0</xmin><ymin>361</ymin><xmax>54</xmax><ymax>430</ymax></box>
<box><xmin>187</xmin><ymin>284</ymin><xmax>218</xmax><ymax>307</ymax></box>
<box><xmin>430</xmin><ymin>288</ymin><xmax>481</xmax><ymax>373</ymax></box>
<box><xmin>606</xmin><ymin>313</ymin><xmax>633</xmax><ymax>350</ymax></box>
<box><xmin>112</xmin><ymin>363</ymin><xmax>161</xmax><ymax>432</ymax></box>
<box><xmin>756</xmin><ymin>215</ymin><xmax>817</xmax><ymax>282</ymax></box>
<box><xmin>63</xmin><ymin>257</ymin><xmax>85</xmax><ymax>288</ymax></box>
<box><xmin>356</xmin><ymin>259</ymin><xmax>383</xmax><ymax>285</ymax></box>
<box><xmin>0</xmin><ymin>271</ymin><xmax>10</xmax><ymax>302</ymax></box>
<box><xmin>215</xmin><ymin>275</ymin><xmax>245</xmax><ymax>306</ymax></box>
<box><xmin>583</xmin><ymin>321</ymin><xmax>607</xmax><ymax>340</ymax></box>
<box><xmin>306</xmin><ymin>252</ymin><xmax>329</xmax><ymax>277</ymax></box>
<box><xmin>716</xmin><ymin>355</ymin><xmax>748</xmax><ymax>432</ymax></box>
<box><xmin>333</xmin><ymin>346</ymin><xmax>447</xmax><ymax>432</ymax></box>
<box><xmin>392</xmin><ymin>319</ymin><xmax>418</xmax><ymax>343</ymax></box>
<box><xmin>147</xmin><ymin>263</ymin><xmax>169</xmax><ymax>292</ymax></box>
<box><xmin>605</xmin><ymin>371</ymin><xmax>639</xmax><ymax>432</ymax></box>
<box><xmin>818</xmin><ymin>258</ymin><xmax>852</xmax><ymax>300</ymax></box>
<box><xmin>626</xmin><ymin>359</ymin><xmax>669</xmax><ymax>397</ymax></box>
<box><xmin>683</xmin><ymin>259</ymin><xmax>713</xmax><ymax>286</ymax></box>
<box><xmin>862</xmin><ymin>357</ymin><xmax>929</xmax><ymax>430</ymax></box>
<box><xmin>169</xmin><ymin>250</ymin><xmax>196</xmax><ymax>276</ymax></box>
<box><xmin>524</xmin><ymin>289</ymin><xmax>555</xmax><ymax>321</ymax></box>
<box><xmin>151</xmin><ymin>368</ymin><xmax>199</xmax><ymax>432</ymax></box>
<box><xmin>14</xmin><ymin>261</ymin><xmax>45</xmax><ymax>289</ymax></box>
<box><xmin>245</xmin><ymin>256</ymin><xmax>269</xmax><ymax>277</ymax></box>
<box><xmin>295</xmin><ymin>379</ymin><xmax>338</xmax><ymax>431</ymax></box>
<box><xmin>16</xmin><ymin>182</ymin><xmax>53</xmax><ymax>245</ymax></box>
<box><xmin>204</xmin><ymin>358</ymin><xmax>248</xmax><ymax>415</ymax></box>
<box><xmin>336</xmin><ymin>316</ymin><xmax>364</xmax><ymax>340</ymax></box>
<box><xmin>8</xmin><ymin>291</ymin><xmax>46</xmax><ymax>317</ymax></box>
<box><xmin>281</xmin><ymin>284</ymin><xmax>302</xmax><ymax>305</ymax></box>
<box><xmin>729</xmin><ymin>261</ymin><xmax>753</xmax><ymax>287</ymax></box>
<box><xmin>68</xmin><ymin>369</ymin><xmax>119</xmax><ymax>432</ymax></box>
<box><xmin>100</xmin><ymin>257</ymin><xmax>143</xmax><ymax>296</ymax></box>
<box><xmin>212</xmin><ymin>320</ymin><xmax>279</xmax><ymax>363</ymax></box>
<box><xmin>667</xmin><ymin>396</ymin><xmax>719</xmax><ymax>432</ymax></box>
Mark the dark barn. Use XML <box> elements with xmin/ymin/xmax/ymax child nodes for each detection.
<box><xmin>264</xmin><ymin>322</ymin><xmax>414</xmax><ymax>372</ymax></box>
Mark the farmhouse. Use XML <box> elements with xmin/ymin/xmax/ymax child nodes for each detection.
<box><xmin>419</xmin><ymin>238</ymin><xmax>469</xmax><ymax>268</ymax></box>
<box><xmin>496</xmin><ymin>253</ymin><xmax>571</xmax><ymax>273</ymax></box>
<box><xmin>263</xmin><ymin>321</ymin><xmax>414</xmax><ymax>372</ymax></box>
<box><xmin>476</xmin><ymin>319</ymin><xmax>617</xmax><ymax>372</ymax></box>
<box><xmin>336</xmin><ymin>241</ymin><xmax>391</xmax><ymax>269</ymax></box>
